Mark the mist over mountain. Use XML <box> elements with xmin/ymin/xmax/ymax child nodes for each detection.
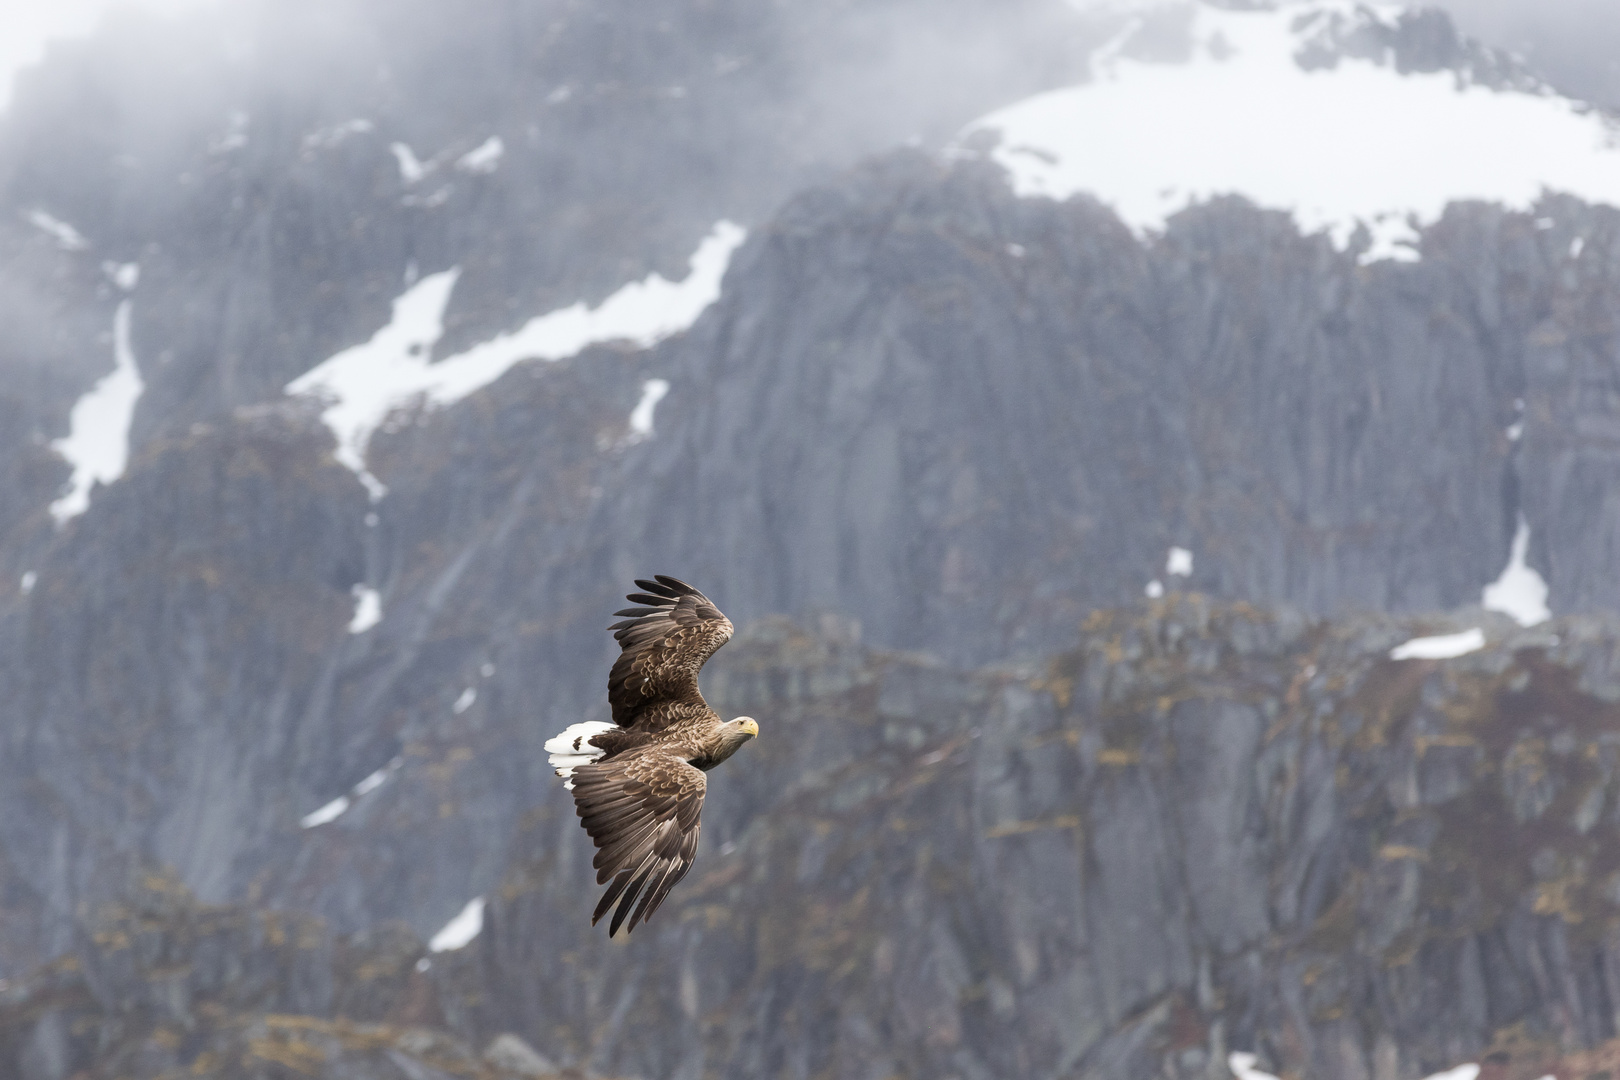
<box><xmin>2</xmin><ymin>2</ymin><xmax>1620</xmax><ymax>1078</ymax></box>
<box><xmin>1436</xmin><ymin>0</ymin><xmax>1620</xmax><ymax>109</ymax></box>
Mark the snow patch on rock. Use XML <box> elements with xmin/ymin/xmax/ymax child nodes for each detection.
<box><xmin>299</xmin><ymin>795</ymin><xmax>350</xmax><ymax>829</ymax></box>
<box><xmin>300</xmin><ymin>757</ymin><xmax>401</xmax><ymax>828</ymax></box>
<box><xmin>456</xmin><ymin>136</ymin><xmax>504</xmax><ymax>173</ymax></box>
<box><xmin>51</xmin><ymin>300</ymin><xmax>145</xmax><ymax>524</ymax></box>
<box><xmin>1482</xmin><ymin>516</ymin><xmax>1550</xmax><ymax>626</ymax></box>
<box><xmin>390</xmin><ymin>142</ymin><xmax>430</xmax><ymax>184</ymax></box>
<box><xmin>27</xmin><ymin>209</ymin><xmax>88</xmax><ymax>251</ymax></box>
<box><xmin>287</xmin><ymin>221</ymin><xmax>744</xmax><ymax>493</ymax></box>
<box><xmin>1229</xmin><ymin>1054</ymin><xmax>1278</xmax><ymax>1080</ymax></box>
<box><xmin>627</xmin><ymin>378</ymin><xmax>671</xmax><ymax>442</ymax></box>
<box><xmin>101</xmin><ymin>261</ymin><xmax>139</xmax><ymax>291</ymax></box>
<box><xmin>1423</xmin><ymin>1066</ymin><xmax>1481</xmax><ymax>1080</ymax></box>
<box><xmin>348</xmin><ymin>585</ymin><xmax>382</xmax><ymax>633</ymax></box>
<box><xmin>1390</xmin><ymin>628</ymin><xmax>1486</xmax><ymax>661</ymax></box>
<box><xmin>429</xmin><ymin>896</ymin><xmax>485</xmax><ymax>951</ymax></box>
<box><xmin>287</xmin><ymin>269</ymin><xmax>461</xmax><ymax>498</ymax></box>
<box><xmin>353</xmin><ymin>762</ymin><xmax>394</xmax><ymax>796</ymax></box>
<box><xmin>302</xmin><ymin>118</ymin><xmax>374</xmax><ymax>154</ymax></box>
<box><xmin>1231</xmin><ymin>1053</ymin><xmax>1482</xmax><ymax>1080</ymax></box>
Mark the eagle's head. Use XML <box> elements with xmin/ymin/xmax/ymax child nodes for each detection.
<box><xmin>702</xmin><ymin>716</ymin><xmax>757</xmax><ymax>769</ymax></box>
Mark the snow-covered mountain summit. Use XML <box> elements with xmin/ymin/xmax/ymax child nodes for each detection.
<box><xmin>969</xmin><ymin>0</ymin><xmax>1620</xmax><ymax>260</ymax></box>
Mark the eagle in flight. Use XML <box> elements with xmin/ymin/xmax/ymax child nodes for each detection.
<box><xmin>545</xmin><ymin>576</ymin><xmax>757</xmax><ymax>936</ymax></box>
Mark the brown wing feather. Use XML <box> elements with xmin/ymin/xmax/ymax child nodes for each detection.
<box><xmin>606</xmin><ymin>575</ymin><xmax>734</xmax><ymax>731</ymax></box>
<box><xmin>570</xmin><ymin>749</ymin><xmax>705</xmax><ymax>936</ymax></box>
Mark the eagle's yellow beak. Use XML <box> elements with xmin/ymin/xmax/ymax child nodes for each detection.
<box><xmin>739</xmin><ymin>718</ymin><xmax>759</xmax><ymax>737</ymax></box>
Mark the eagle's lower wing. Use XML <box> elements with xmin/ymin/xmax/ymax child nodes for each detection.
<box><xmin>570</xmin><ymin>749</ymin><xmax>706</xmax><ymax>936</ymax></box>
<box><xmin>607</xmin><ymin>575</ymin><xmax>734</xmax><ymax>730</ymax></box>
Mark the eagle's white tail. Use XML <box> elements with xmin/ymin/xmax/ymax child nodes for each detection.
<box><xmin>545</xmin><ymin>721</ymin><xmax>616</xmax><ymax>789</ymax></box>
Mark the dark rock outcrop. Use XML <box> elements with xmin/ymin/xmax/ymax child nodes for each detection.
<box><xmin>0</xmin><ymin>870</ymin><xmax>592</xmax><ymax>1079</ymax></box>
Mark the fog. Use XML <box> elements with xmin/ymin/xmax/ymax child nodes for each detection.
<box><xmin>2</xmin><ymin>0</ymin><xmax>1616</xmax><ymax>129</ymax></box>
<box><xmin>1435</xmin><ymin>0</ymin><xmax>1620</xmax><ymax>106</ymax></box>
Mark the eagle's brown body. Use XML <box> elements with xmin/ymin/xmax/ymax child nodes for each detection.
<box><xmin>545</xmin><ymin>576</ymin><xmax>757</xmax><ymax>936</ymax></box>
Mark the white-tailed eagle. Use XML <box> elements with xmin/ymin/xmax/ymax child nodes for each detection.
<box><xmin>545</xmin><ymin>576</ymin><xmax>757</xmax><ymax>936</ymax></box>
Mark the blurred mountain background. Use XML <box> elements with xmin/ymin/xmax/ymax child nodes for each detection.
<box><xmin>1</xmin><ymin>1</ymin><xmax>1620</xmax><ymax>1078</ymax></box>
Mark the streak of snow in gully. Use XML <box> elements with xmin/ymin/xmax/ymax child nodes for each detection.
<box><xmin>288</xmin><ymin>221</ymin><xmax>745</xmax><ymax>498</ymax></box>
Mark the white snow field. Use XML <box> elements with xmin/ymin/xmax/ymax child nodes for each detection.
<box><xmin>288</xmin><ymin>221</ymin><xmax>745</xmax><ymax>497</ymax></box>
<box><xmin>51</xmin><ymin>300</ymin><xmax>145</xmax><ymax>524</ymax></box>
<box><xmin>969</xmin><ymin>0</ymin><xmax>1620</xmax><ymax>261</ymax></box>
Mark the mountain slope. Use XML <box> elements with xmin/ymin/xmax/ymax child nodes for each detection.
<box><xmin>8</xmin><ymin>66</ymin><xmax>1620</xmax><ymax>984</ymax></box>
<box><xmin>2</xmin><ymin>3</ymin><xmax>1620</xmax><ymax>1079</ymax></box>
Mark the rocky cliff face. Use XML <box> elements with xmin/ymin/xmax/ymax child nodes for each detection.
<box><xmin>606</xmin><ymin>159</ymin><xmax>1620</xmax><ymax>660</ymax></box>
<box><xmin>0</xmin><ymin>868</ymin><xmax>592</xmax><ymax>1079</ymax></box>
<box><xmin>12</xmin><ymin>600</ymin><xmax>1620</xmax><ymax>1080</ymax></box>
<box><xmin>403</xmin><ymin>598</ymin><xmax>1620</xmax><ymax>1080</ymax></box>
<box><xmin>1</xmin><ymin>2</ymin><xmax>1620</xmax><ymax>1078</ymax></box>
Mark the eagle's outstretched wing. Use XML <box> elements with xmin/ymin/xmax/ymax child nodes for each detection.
<box><xmin>570</xmin><ymin>748</ymin><xmax>705</xmax><ymax>936</ymax></box>
<box><xmin>607</xmin><ymin>575</ymin><xmax>734</xmax><ymax>731</ymax></box>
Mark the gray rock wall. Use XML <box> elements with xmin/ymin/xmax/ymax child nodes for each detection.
<box><xmin>3</xmin><ymin>135</ymin><xmax>1620</xmax><ymax>1029</ymax></box>
<box><xmin>452</xmin><ymin>601</ymin><xmax>1620</xmax><ymax>1080</ymax></box>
